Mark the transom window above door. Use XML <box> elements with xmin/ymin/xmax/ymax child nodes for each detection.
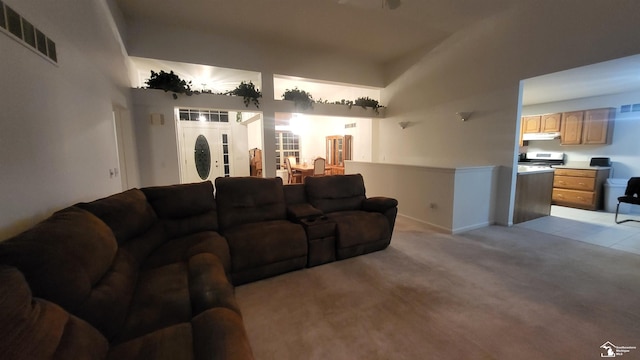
<box><xmin>179</xmin><ymin>108</ymin><xmax>229</xmax><ymax>122</ymax></box>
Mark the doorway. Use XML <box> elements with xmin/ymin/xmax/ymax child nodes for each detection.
<box><xmin>177</xmin><ymin>121</ymin><xmax>233</xmax><ymax>183</ymax></box>
<box><xmin>112</xmin><ymin>105</ymin><xmax>140</xmax><ymax>190</ymax></box>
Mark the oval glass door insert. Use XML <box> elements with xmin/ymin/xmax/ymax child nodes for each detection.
<box><xmin>194</xmin><ymin>134</ymin><xmax>211</xmax><ymax>180</ymax></box>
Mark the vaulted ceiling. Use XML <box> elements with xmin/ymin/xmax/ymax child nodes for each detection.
<box><xmin>114</xmin><ymin>0</ymin><xmax>640</xmax><ymax>104</ymax></box>
<box><xmin>114</xmin><ymin>0</ymin><xmax>515</xmax><ymax>66</ymax></box>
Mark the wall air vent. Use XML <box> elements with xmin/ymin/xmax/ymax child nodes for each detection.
<box><xmin>345</xmin><ymin>122</ymin><xmax>357</xmax><ymax>129</ymax></box>
<box><xmin>0</xmin><ymin>1</ymin><xmax>57</xmax><ymax>63</ymax></box>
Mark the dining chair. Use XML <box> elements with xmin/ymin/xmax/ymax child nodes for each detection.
<box><xmin>313</xmin><ymin>157</ymin><xmax>326</xmax><ymax>176</ymax></box>
<box><xmin>285</xmin><ymin>157</ymin><xmax>302</xmax><ymax>184</ymax></box>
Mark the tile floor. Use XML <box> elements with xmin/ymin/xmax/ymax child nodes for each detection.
<box><xmin>517</xmin><ymin>205</ymin><xmax>640</xmax><ymax>255</ymax></box>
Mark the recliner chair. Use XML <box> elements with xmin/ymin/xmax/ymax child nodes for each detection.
<box><xmin>615</xmin><ymin>177</ymin><xmax>640</xmax><ymax>224</ymax></box>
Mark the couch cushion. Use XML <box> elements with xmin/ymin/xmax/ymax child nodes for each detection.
<box><xmin>117</xmin><ymin>253</ymin><xmax>239</xmax><ymax>344</ymax></box>
<box><xmin>76</xmin><ymin>189</ymin><xmax>157</xmax><ymax>244</ymax></box>
<box><xmin>192</xmin><ymin>308</ymin><xmax>255</xmax><ymax>360</ymax></box>
<box><xmin>0</xmin><ymin>207</ymin><xmax>142</xmax><ymax>340</ymax></box>
<box><xmin>327</xmin><ymin>210</ymin><xmax>391</xmax><ymax>249</ymax></box>
<box><xmin>0</xmin><ymin>207</ymin><xmax>118</xmax><ymax>311</ymax></box>
<box><xmin>108</xmin><ymin>308</ymin><xmax>254</xmax><ymax>360</ymax></box>
<box><xmin>143</xmin><ymin>231</ymin><xmax>231</xmax><ymax>273</ymax></box>
<box><xmin>223</xmin><ymin>220</ymin><xmax>307</xmax><ymax>284</ymax></box>
<box><xmin>115</xmin><ymin>262</ymin><xmax>192</xmax><ymax>344</ymax></box>
<box><xmin>142</xmin><ymin>181</ymin><xmax>218</xmax><ymax>235</ymax></box>
<box><xmin>108</xmin><ymin>322</ymin><xmax>194</xmax><ymax>360</ymax></box>
<box><xmin>305</xmin><ymin>174</ymin><xmax>366</xmax><ymax>213</ymax></box>
<box><xmin>0</xmin><ymin>266</ymin><xmax>109</xmax><ymax>360</ymax></box>
<box><xmin>215</xmin><ymin>177</ymin><xmax>287</xmax><ymax>230</ymax></box>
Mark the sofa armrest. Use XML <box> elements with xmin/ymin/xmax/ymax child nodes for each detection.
<box><xmin>362</xmin><ymin>197</ymin><xmax>398</xmax><ymax>213</ymax></box>
<box><xmin>287</xmin><ymin>203</ymin><xmax>323</xmax><ymax>222</ymax></box>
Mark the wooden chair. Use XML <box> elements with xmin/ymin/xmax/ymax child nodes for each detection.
<box><xmin>285</xmin><ymin>157</ymin><xmax>302</xmax><ymax>184</ymax></box>
<box><xmin>313</xmin><ymin>157</ymin><xmax>326</xmax><ymax>176</ymax></box>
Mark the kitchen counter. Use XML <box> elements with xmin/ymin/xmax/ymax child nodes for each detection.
<box><xmin>514</xmin><ymin>169</ymin><xmax>554</xmax><ymax>223</ymax></box>
<box><xmin>517</xmin><ymin>165</ymin><xmax>555</xmax><ymax>174</ymax></box>
<box><xmin>552</xmin><ymin>162</ymin><xmax>611</xmax><ymax>171</ymax></box>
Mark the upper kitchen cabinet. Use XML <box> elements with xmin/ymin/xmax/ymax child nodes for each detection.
<box><xmin>540</xmin><ymin>113</ymin><xmax>562</xmax><ymax>132</ymax></box>
<box><xmin>560</xmin><ymin>108</ymin><xmax>615</xmax><ymax>145</ymax></box>
<box><xmin>560</xmin><ymin>111</ymin><xmax>584</xmax><ymax>145</ymax></box>
<box><xmin>522</xmin><ymin>116</ymin><xmax>542</xmax><ymax>133</ymax></box>
<box><xmin>582</xmin><ymin>108</ymin><xmax>615</xmax><ymax>145</ymax></box>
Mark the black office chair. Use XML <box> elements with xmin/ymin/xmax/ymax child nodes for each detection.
<box><xmin>615</xmin><ymin>177</ymin><xmax>640</xmax><ymax>224</ymax></box>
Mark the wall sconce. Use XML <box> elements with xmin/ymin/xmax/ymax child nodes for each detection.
<box><xmin>456</xmin><ymin>112</ymin><xmax>472</xmax><ymax>122</ymax></box>
<box><xmin>398</xmin><ymin>121</ymin><xmax>410</xmax><ymax>129</ymax></box>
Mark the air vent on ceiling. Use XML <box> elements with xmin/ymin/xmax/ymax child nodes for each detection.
<box><xmin>0</xmin><ymin>1</ymin><xmax>57</xmax><ymax>63</ymax></box>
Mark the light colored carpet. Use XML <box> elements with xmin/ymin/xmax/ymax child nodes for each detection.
<box><xmin>235</xmin><ymin>216</ymin><xmax>640</xmax><ymax>359</ymax></box>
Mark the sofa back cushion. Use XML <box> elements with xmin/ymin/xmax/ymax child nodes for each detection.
<box><xmin>142</xmin><ymin>181</ymin><xmax>218</xmax><ymax>238</ymax></box>
<box><xmin>0</xmin><ymin>266</ymin><xmax>109</xmax><ymax>360</ymax></box>
<box><xmin>0</xmin><ymin>207</ymin><xmax>138</xmax><ymax>340</ymax></box>
<box><xmin>76</xmin><ymin>188</ymin><xmax>157</xmax><ymax>244</ymax></box>
<box><xmin>215</xmin><ymin>177</ymin><xmax>287</xmax><ymax>230</ymax></box>
<box><xmin>305</xmin><ymin>174</ymin><xmax>366</xmax><ymax>213</ymax></box>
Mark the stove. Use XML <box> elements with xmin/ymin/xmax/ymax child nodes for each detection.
<box><xmin>519</xmin><ymin>151</ymin><xmax>565</xmax><ymax>167</ymax></box>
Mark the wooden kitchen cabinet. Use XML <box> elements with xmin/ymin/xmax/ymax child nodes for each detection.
<box><xmin>560</xmin><ymin>111</ymin><xmax>584</xmax><ymax>145</ymax></box>
<box><xmin>582</xmin><ymin>108</ymin><xmax>614</xmax><ymax>144</ymax></box>
<box><xmin>540</xmin><ymin>113</ymin><xmax>562</xmax><ymax>132</ymax></box>
<box><xmin>519</xmin><ymin>113</ymin><xmax>561</xmax><ymax>146</ymax></box>
<box><xmin>522</xmin><ymin>116</ymin><xmax>541</xmax><ymax>133</ymax></box>
<box><xmin>552</xmin><ymin>168</ymin><xmax>610</xmax><ymax>210</ymax></box>
<box><xmin>560</xmin><ymin>108</ymin><xmax>615</xmax><ymax>145</ymax></box>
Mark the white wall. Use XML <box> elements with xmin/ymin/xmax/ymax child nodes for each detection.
<box><xmin>346</xmin><ymin>162</ymin><xmax>497</xmax><ymax>233</ymax></box>
<box><xmin>522</xmin><ymin>91</ymin><xmax>640</xmax><ymax>180</ymax></box>
<box><xmin>290</xmin><ymin>115</ymin><xmax>373</xmax><ymax>165</ymax></box>
<box><xmin>131</xmin><ymin>89</ymin><xmax>251</xmax><ymax>186</ymax></box>
<box><xmin>0</xmin><ymin>0</ymin><xmax>132</xmax><ymax>240</ymax></box>
<box><xmin>379</xmin><ymin>1</ymin><xmax>640</xmax><ymax>225</ymax></box>
<box><xmin>126</xmin><ymin>21</ymin><xmax>384</xmax><ymax>89</ymax></box>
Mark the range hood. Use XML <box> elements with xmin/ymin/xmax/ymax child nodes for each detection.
<box><xmin>522</xmin><ymin>132</ymin><xmax>561</xmax><ymax>141</ymax></box>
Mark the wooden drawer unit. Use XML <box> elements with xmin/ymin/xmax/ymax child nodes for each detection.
<box><xmin>553</xmin><ymin>175</ymin><xmax>595</xmax><ymax>191</ymax></box>
<box><xmin>552</xmin><ymin>188</ymin><xmax>595</xmax><ymax>208</ymax></box>
<box><xmin>551</xmin><ymin>167</ymin><xmax>610</xmax><ymax>210</ymax></box>
<box><xmin>554</xmin><ymin>169</ymin><xmax>596</xmax><ymax>177</ymax></box>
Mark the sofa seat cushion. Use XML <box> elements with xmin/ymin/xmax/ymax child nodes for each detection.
<box><xmin>326</xmin><ymin>210</ymin><xmax>392</xmax><ymax>258</ymax></box>
<box><xmin>224</xmin><ymin>220</ymin><xmax>307</xmax><ymax>284</ymax></box>
<box><xmin>116</xmin><ymin>253</ymin><xmax>239</xmax><ymax>344</ymax></box>
<box><xmin>108</xmin><ymin>308</ymin><xmax>254</xmax><ymax>360</ymax></box>
<box><xmin>143</xmin><ymin>231</ymin><xmax>231</xmax><ymax>273</ymax></box>
<box><xmin>0</xmin><ymin>266</ymin><xmax>109</xmax><ymax>360</ymax></box>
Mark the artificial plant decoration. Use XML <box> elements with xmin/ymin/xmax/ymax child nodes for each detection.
<box><xmin>354</xmin><ymin>96</ymin><xmax>383</xmax><ymax>114</ymax></box>
<box><xmin>226</xmin><ymin>81</ymin><xmax>262</xmax><ymax>108</ymax></box>
<box><xmin>282</xmin><ymin>87</ymin><xmax>314</xmax><ymax>110</ymax></box>
<box><xmin>145</xmin><ymin>70</ymin><xmax>194</xmax><ymax>99</ymax></box>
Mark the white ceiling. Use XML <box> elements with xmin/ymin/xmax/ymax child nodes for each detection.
<box><xmin>523</xmin><ymin>55</ymin><xmax>640</xmax><ymax>105</ymax></box>
<box><xmin>115</xmin><ymin>0</ymin><xmax>515</xmax><ymax>65</ymax></box>
<box><xmin>116</xmin><ymin>0</ymin><xmax>640</xmax><ymax>105</ymax></box>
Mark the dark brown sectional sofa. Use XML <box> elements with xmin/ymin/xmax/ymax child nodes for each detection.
<box><xmin>0</xmin><ymin>174</ymin><xmax>397</xmax><ymax>360</ymax></box>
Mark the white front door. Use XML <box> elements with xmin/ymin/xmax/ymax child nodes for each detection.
<box><xmin>179</xmin><ymin>122</ymin><xmax>233</xmax><ymax>183</ymax></box>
